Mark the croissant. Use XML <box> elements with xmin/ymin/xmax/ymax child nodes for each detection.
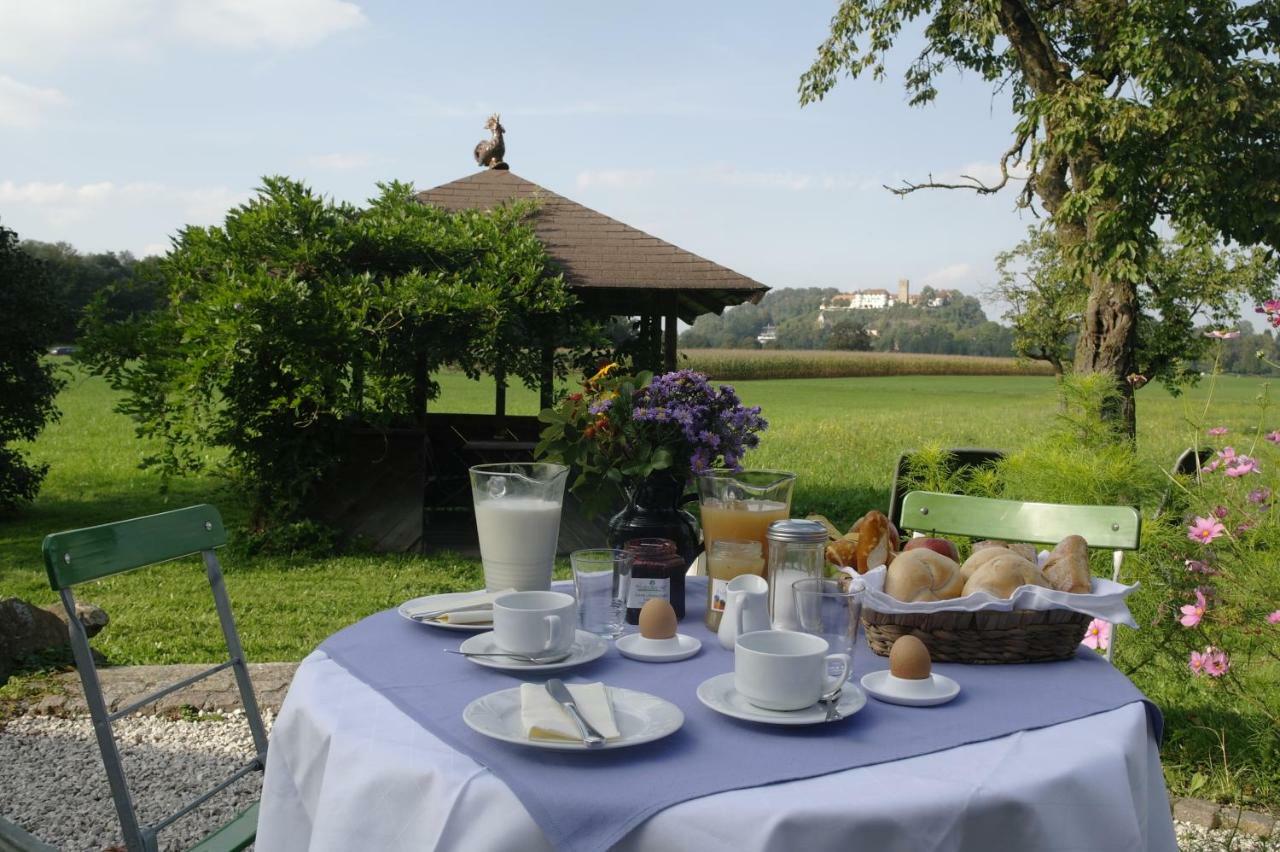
<box><xmin>852</xmin><ymin>510</ymin><xmax>897</xmax><ymax>574</ymax></box>
<box><xmin>1042</xmin><ymin>535</ymin><xmax>1092</xmax><ymax>594</ymax></box>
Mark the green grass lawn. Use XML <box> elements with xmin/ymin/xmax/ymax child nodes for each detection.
<box><xmin>2</xmin><ymin>366</ymin><xmax>1277</xmax><ymax>807</ymax></box>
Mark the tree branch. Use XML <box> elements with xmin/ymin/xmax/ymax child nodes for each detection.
<box><xmin>888</xmin><ymin>130</ymin><xmax>1031</xmax><ymax>197</ymax></box>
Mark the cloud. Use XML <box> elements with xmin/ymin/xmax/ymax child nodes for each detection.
<box><xmin>575</xmin><ymin>169</ymin><xmax>657</xmax><ymax>190</ymax></box>
<box><xmin>305</xmin><ymin>152</ymin><xmax>371</xmax><ymax>170</ymax></box>
<box><xmin>921</xmin><ymin>263</ymin><xmax>974</xmax><ymax>286</ymax></box>
<box><xmin>0</xmin><ymin>75</ymin><xmax>69</xmax><ymax>128</ymax></box>
<box><xmin>705</xmin><ymin>164</ymin><xmax>813</xmax><ymax>191</ymax></box>
<box><xmin>171</xmin><ymin>0</ymin><xmax>367</xmax><ymax>49</ymax></box>
<box><xmin>0</xmin><ymin>179</ymin><xmax>250</xmax><ymax>221</ymax></box>
<box><xmin>0</xmin><ymin>0</ymin><xmax>365</xmax><ymax>67</ymax></box>
<box><xmin>140</xmin><ymin>242</ymin><xmax>171</xmax><ymax>257</ymax></box>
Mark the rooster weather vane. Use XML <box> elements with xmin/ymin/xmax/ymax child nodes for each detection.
<box><xmin>474</xmin><ymin>114</ymin><xmax>507</xmax><ymax>170</ymax></box>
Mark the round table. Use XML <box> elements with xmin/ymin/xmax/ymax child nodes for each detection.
<box><xmin>257</xmin><ymin>650</ymin><xmax>1176</xmax><ymax>851</ymax></box>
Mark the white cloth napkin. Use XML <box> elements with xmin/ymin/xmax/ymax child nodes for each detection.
<box><xmin>519</xmin><ymin>683</ymin><xmax>621</xmax><ymax>742</ymax></box>
<box><xmin>858</xmin><ymin>565</ymin><xmax>1139</xmax><ymax>628</ymax></box>
<box><xmin>404</xmin><ymin>590</ymin><xmax>512</xmax><ymax>623</ymax></box>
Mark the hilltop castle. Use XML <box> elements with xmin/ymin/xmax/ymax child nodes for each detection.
<box><xmin>817</xmin><ymin>279</ymin><xmax>954</xmax><ymax>326</ymax></box>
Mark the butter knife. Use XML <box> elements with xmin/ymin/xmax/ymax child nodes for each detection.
<box><xmin>544</xmin><ymin>679</ymin><xmax>606</xmax><ymax>748</ymax></box>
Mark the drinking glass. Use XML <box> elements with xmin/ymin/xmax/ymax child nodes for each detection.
<box><xmin>793</xmin><ymin>577</ymin><xmax>864</xmax><ymax>659</ymax></box>
<box><xmin>571</xmin><ymin>548</ymin><xmax>632</xmax><ymax>638</ymax></box>
<box><xmin>470</xmin><ymin>463</ymin><xmax>568</xmax><ymax>591</ymax></box>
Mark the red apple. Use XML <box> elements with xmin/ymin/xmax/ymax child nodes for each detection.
<box><xmin>903</xmin><ymin>536</ymin><xmax>960</xmax><ymax>563</ymax></box>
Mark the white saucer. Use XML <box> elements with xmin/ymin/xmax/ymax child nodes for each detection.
<box><xmin>463</xmin><ymin>685</ymin><xmax>684</xmax><ymax>751</ymax></box>
<box><xmin>458</xmin><ymin>630</ymin><xmax>608</xmax><ymax>672</ymax></box>
<box><xmin>695</xmin><ymin>672</ymin><xmax>866</xmax><ymax>725</ymax></box>
<box><xmin>399</xmin><ymin>591</ymin><xmax>493</xmax><ymax>632</ymax></box>
<box><xmin>860</xmin><ymin>670</ymin><xmax>960</xmax><ymax>706</ymax></box>
<box><xmin>616</xmin><ymin>633</ymin><xmax>702</xmax><ymax>663</ymax></box>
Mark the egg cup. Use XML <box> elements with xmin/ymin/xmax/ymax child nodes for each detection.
<box><xmin>859</xmin><ymin>670</ymin><xmax>961</xmax><ymax>707</ymax></box>
<box><xmin>616</xmin><ymin>632</ymin><xmax>702</xmax><ymax>663</ymax></box>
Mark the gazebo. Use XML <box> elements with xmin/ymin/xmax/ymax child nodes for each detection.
<box><xmin>312</xmin><ymin>135</ymin><xmax>768</xmax><ymax>552</ymax></box>
<box><xmin>415</xmin><ymin>166</ymin><xmax>767</xmax><ymax>411</ymax></box>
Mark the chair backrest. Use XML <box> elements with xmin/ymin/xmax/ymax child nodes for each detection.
<box><xmin>41</xmin><ymin>505</ymin><xmax>266</xmax><ymax>852</ymax></box>
<box><xmin>898</xmin><ymin>491</ymin><xmax>1141</xmax><ymax>550</ymax></box>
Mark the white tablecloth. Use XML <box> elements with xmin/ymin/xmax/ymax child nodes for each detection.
<box><xmin>257</xmin><ymin>651</ymin><xmax>1176</xmax><ymax>852</ymax></box>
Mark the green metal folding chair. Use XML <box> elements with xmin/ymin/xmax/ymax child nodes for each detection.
<box><xmin>42</xmin><ymin>505</ymin><xmax>267</xmax><ymax>852</ymax></box>
<box><xmin>898</xmin><ymin>491</ymin><xmax>1142</xmax><ymax>661</ymax></box>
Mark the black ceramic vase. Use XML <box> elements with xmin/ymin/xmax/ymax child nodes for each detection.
<box><xmin>606</xmin><ymin>473</ymin><xmax>701</xmax><ymax>567</ymax></box>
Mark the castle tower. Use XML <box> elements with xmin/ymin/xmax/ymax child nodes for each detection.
<box><xmin>898</xmin><ymin>278</ymin><xmax>910</xmax><ymax>305</ymax></box>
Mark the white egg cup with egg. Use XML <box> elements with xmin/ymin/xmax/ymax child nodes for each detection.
<box><xmin>860</xmin><ymin>670</ymin><xmax>961</xmax><ymax>706</ymax></box>
<box><xmin>616</xmin><ymin>599</ymin><xmax>703</xmax><ymax>662</ymax></box>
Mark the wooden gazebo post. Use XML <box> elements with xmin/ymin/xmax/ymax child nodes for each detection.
<box><xmin>663</xmin><ymin>292</ymin><xmax>679</xmax><ymax>372</ymax></box>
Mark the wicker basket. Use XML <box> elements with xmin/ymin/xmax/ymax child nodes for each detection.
<box><xmin>861</xmin><ymin>606</ymin><xmax>1092</xmax><ymax>664</ymax></box>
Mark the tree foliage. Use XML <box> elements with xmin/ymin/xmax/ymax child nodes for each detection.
<box><xmin>80</xmin><ymin>177</ymin><xmax>594</xmax><ymax>525</ymax></box>
<box><xmin>992</xmin><ymin>225</ymin><xmax>1278</xmax><ymax>386</ymax></box>
<box><xmin>0</xmin><ymin>225</ymin><xmax>66</xmax><ymax>512</ymax></box>
<box><xmin>800</xmin><ymin>0</ymin><xmax>1280</xmax><ymax>437</ymax></box>
<box><xmin>20</xmin><ymin>240</ymin><xmax>149</xmax><ymax>340</ymax></box>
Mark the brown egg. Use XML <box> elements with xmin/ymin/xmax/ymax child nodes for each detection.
<box><xmin>889</xmin><ymin>635</ymin><xmax>932</xmax><ymax>680</ymax></box>
<box><xmin>638</xmin><ymin>599</ymin><xmax>678</xmax><ymax>639</ymax></box>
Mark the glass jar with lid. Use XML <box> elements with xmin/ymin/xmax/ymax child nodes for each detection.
<box><xmin>623</xmin><ymin>538</ymin><xmax>687</xmax><ymax>624</ymax></box>
<box><xmin>704</xmin><ymin>539</ymin><xmax>766</xmax><ymax>631</ymax></box>
<box><xmin>765</xmin><ymin>519</ymin><xmax>829</xmax><ymax>630</ymax></box>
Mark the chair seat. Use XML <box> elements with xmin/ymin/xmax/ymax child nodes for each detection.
<box><xmin>188</xmin><ymin>801</ymin><xmax>259</xmax><ymax>852</ymax></box>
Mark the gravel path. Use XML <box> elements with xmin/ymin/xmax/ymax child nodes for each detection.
<box><xmin>1</xmin><ymin>711</ymin><xmax>1274</xmax><ymax>851</ymax></box>
<box><xmin>1</xmin><ymin>712</ymin><xmax>269</xmax><ymax>851</ymax></box>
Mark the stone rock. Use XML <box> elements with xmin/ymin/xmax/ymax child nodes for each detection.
<box><xmin>1220</xmin><ymin>808</ymin><xmax>1276</xmax><ymax>838</ymax></box>
<box><xmin>1173</xmin><ymin>797</ymin><xmax>1221</xmax><ymax>829</ymax></box>
<box><xmin>0</xmin><ymin>598</ymin><xmax>69</xmax><ymax>676</ymax></box>
<box><xmin>45</xmin><ymin>600</ymin><xmax>109</xmax><ymax>638</ymax></box>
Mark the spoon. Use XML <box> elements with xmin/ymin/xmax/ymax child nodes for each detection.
<box><xmin>443</xmin><ymin>648</ymin><xmax>572</xmax><ymax>665</ymax></box>
<box><xmin>820</xmin><ymin>687</ymin><xmax>843</xmax><ymax>722</ymax></box>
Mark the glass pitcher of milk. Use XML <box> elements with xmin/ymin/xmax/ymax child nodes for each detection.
<box><xmin>470</xmin><ymin>463</ymin><xmax>569</xmax><ymax>591</ymax></box>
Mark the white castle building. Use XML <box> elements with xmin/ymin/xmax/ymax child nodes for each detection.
<box><xmin>817</xmin><ymin>279</ymin><xmax>952</xmax><ymax>326</ymax></box>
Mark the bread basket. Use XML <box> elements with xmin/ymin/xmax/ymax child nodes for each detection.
<box><xmin>861</xmin><ymin>606</ymin><xmax>1092</xmax><ymax>664</ymax></box>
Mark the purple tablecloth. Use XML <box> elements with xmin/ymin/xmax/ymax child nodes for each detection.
<box><xmin>320</xmin><ymin>578</ymin><xmax>1160</xmax><ymax>852</ymax></box>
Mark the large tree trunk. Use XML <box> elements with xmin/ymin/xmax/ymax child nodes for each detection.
<box><xmin>1073</xmin><ymin>271</ymin><xmax>1139</xmax><ymax>439</ymax></box>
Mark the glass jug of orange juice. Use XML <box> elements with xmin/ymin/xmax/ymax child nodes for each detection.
<box><xmin>697</xmin><ymin>468</ymin><xmax>796</xmax><ymax>562</ymax></box>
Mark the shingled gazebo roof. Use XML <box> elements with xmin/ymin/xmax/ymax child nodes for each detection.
<box><xmin>415</xmin><ymin>169</ymin><xmax>767</xmax><ymax>321</ymax></box>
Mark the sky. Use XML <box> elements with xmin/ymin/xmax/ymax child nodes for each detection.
<box><xmin>0</xmin><ymin>0</ymin><xmax>1041</xmax><ymax>314</ymax></box>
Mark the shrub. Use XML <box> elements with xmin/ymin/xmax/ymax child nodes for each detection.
<box><xmin>81</xmin><ymin>178</ymin><xmax>598</xmax><ymax>526</ymax></box>
<box><xmin>0</xmin><ymin>225</ymin><xmax>66</xmax><ymax>512</ymax></box>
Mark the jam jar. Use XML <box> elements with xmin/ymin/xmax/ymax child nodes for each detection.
<box><xmin>623</xmin><ymin>537</ymin><xmax>687</xmax><ymax>624</ymax></box>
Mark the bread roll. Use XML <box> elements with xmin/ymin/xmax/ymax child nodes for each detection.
<box><xmin>959</xmin><ymin>546</ymin><xmax>1010</xmax><ymax>581</ymax></box>
<box><xmin>853</xmin><ymin>510</ymin><xmax>896</xmax><ymax>574</ymax></box>
<box><xmin>884</xmin><ymin>548</ymin><xmax>965</xmax><ymax>602</ymax></box>
<box><xmin>1042</xmin><ymin>535</ymin><xmax>1092</xmax><ymax>594</ymax></box>
<box><xmin>962</xmin><ymin>552</ymin><xmax>1049</xmax><ymax>599</ymax></box>
<box><xmin>971</xmin><ymin>539</ymin><xmax>1037</xmax><ymax>563</ymax></box>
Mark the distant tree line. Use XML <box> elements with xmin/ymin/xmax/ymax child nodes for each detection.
<box><xmin>19</xmin><ymin>241</ymin><xmax>166</xmax><ymax>343</ymax></box>
<box><xmin>679</xmin><ymin>287</ymin><xmax>1017</xmax><ymax>358</ymax></box>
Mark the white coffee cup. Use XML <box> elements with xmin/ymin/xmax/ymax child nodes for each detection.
<box><xmin>734</xmin><ymin>630</ymin><xmax>851</xmax><ymax>711</ymax></box>
<box><xmin>493</xmin><ymin>591</ymin><xmax>576</xmax><ymax>656</ymax></box>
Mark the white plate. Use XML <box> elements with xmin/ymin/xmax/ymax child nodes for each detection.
<box><xmin>458</xmin><ymin>630</ymin><xmax>609</xmax><ymax>672</ymax></box>
<box><xmin>463</xmin><ymin>685</ymin><xmax>684</xmax><ymax>751</ymax></box>
<box><xmin>696</xmin><ymin>672</ymin><xmax>866</xmax><ymax>726</ymax></box>
<box><xmin>860</xmin><ymin>671</ymin><xmax>961</xmax><ymax>707</ymax></box>
<box><xmin>399</xmin><ymin>591</ymin><xmax>494</xmax><ymax>632</ymax></box>
<box><xmin>615</xmin><ymin>633</ymin><xmax>702</xmax><ymax>663</ymax></box>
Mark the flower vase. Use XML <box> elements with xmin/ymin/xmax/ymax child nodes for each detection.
<box><xmin>606</xmin><ymin>473</ymin><xmax>700</xmax><ymax>568</ymax></box>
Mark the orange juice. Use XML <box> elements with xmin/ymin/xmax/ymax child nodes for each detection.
<box><xmin>700</xmin><ymin>499</ymin><xmax>789</xmax><ymax>559</ymax></box>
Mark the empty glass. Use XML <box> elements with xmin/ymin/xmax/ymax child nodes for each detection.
<box><xmin>571</xmin><ymin>549</ymin><xmax>632</xmax><ymax>638</ymax></box>
<box><xmin>793</xmin><ymin>577</ymin><xmax>864</xmax><ymax>658</ymax></box>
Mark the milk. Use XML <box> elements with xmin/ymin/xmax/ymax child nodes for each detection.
<box><xmin>473</xmin><ymin>497</ymin><xmax>563</xmax><ymax>591</ymax></box>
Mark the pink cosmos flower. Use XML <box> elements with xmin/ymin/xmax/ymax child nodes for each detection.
<box><xmin>1189</xmin><ymin>650</ymin><xmax>1208</xmax><ymax>675</ymax></box>
<box><xmin>1213</xmin><ymin>505</ymin><xmax>1229</xmax><ymax>519</ymax></box>
<box><xmin>1179</xmin><ymin>589</ymin><xmax>1208</xmax><ymax>627</ymax></box>
<box><xmin>1205</xmin><ymin>648</ymin><xmax>1230</xmax><ymax>677</ymax></box>
<box><xmin>1207</xmin><ymin>426</ymin><xmax>1228</xmax><ymax>437</ymax></box>
<box><xmin>1267</xmin><ymin>611</ymin><xmax>1280</xmax><ymax>624</ymax></box>
<box><xmin>1188</xmin><ymin>517</ymin><xmax>1226</xmax><ymax>544</ymax></box>
<box><xmin>1205</xmin><ymin>329</ymin><xmax>1241</xmax><ymax>339</ymax></box>
<box><xmin>1266</xmin><ymin>431</ymin><xmax>1280</xmax><ymax>445</ymax></box>
<box><xmin>1081</xmin><ymin>618</ymin><xmax>1111</xmax><ymax>651</ymax></box>
<box><xmin>1248</xmin><ymin>487</ymin><xmax>1271</xmax><ymax>504</ymax></box>
<box><xmin>1225</xmin><ymin>456</ymin><xmax>1259</xmax><ymax>477</ymax></box>
<box><xmin>1184</xmin><ymin>559</ymin><xmax>1216</xmax><ymax>574</ymax></box>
